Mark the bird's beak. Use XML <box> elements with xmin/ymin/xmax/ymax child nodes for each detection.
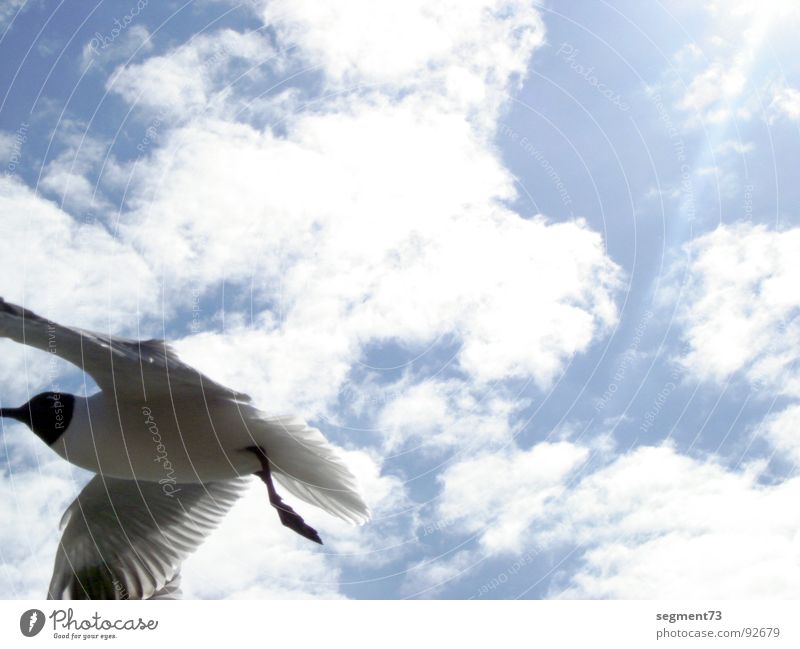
<box><xmin>0</xmin><ymin>407</ymin><xmax>26</xmax><ymax>423</ymax></box>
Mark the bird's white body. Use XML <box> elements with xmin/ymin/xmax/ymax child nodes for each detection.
<box><xmin>54</xmin><ymin>393</ymin><xmax>263</xmax><ymax>483</ymax></box>
<box><xmin>51</xmin><ymin>390</ymin><xmax>368</xmax><ymax>524</ymax></box>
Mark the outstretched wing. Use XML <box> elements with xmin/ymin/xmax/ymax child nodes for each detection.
<box><xmin>0</xmin><ymin>297</ymin><xmax>248</xmax><ymax>401</ymax></box>
<box><xmin>247</xmin><ymin>412</ymin><xmax>371</xmax><ymax>525</ymax></box>
<box><xmin>48</xmin><ymin>475</ymin><xmax>249</xmax><ymax>600</ymax></box>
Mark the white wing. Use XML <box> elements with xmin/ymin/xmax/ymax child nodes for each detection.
<box><xmin>0</xmin><ymin>297</ymin><xmax>248</xmax><ymax>401</ymax></box>
<box><xmin>249</xmin><ymin>413</ymin><xmax>371</xmax><ymax>525</ymax></box>
<box><xmin>48</xmin><ymin>475</ymin><xmax>248</xmax><ymax>600</ymax></box>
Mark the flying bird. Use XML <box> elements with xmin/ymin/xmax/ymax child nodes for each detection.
<box><xmin>0</xmin><ymin>298</ymin><xmax>369</xmax><ymax>599</ymax></box>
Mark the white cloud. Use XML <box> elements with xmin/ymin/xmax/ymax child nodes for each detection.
<box><xmin>375</xmin><ymin>378</ymin><xmax>525</xmax><ymax>453</ymax></box>
<box><xmin>125</xmin><ymin>101</ymin><xmax>620</xmax><ymax>414</ymax></box>
<box><xmin>433</xmin><ymin>440</ymin><xmax>800</xmax><ymax>598</ymax></box>
<box><xmin>402</xmin><ymin>548</ymin><xmax>479</xmax><ymax>598</ymax></box>
<box><xmin>678</xmin><ymin>62</ymin><xmax>747</xmax><ymax>117</ymax></box>
<box><xmin>0</xmin><ymin>0</ymin><xmax>29</xmax><ymax>31</ymax></box>
<box><xmin>39</xmin><ymin>144</ymin><xmax>110</xmax><ymax>216</ymax></box>
<box><xmin>668</xmin><ymin>0</ymin><xmax>800</xmax><ymax>124</ymax></box>
<box><xmin>0</xmin><ymin>131</ymin><xmax>14</xmax><ymax>160</ymax></box>
<box><xmin>108</xmin><ymin>29</ymin><xmax>278</xmax><ymax>118</ymax></box>
<box><xmin>762</xmin><ymin>404</ymin><xmax>800</xmax><ymax>466</ymax></box>
<box><xmin>259</xmin><ymin>0</ymin><xmax>544</xmax><ymax>128</ymax></box>
<box><xmin>103</xmin><ymin>1</ymin><xmax>619</xmax><ymax>411</ymax></box>
<box><xmin>436</xmin><ymin>441</ymin><xmax>590</xmax><ymax>554</ymax></box>
<box><xmin>714</xmin><ymin>139</ymin><xmax>754</xmax><ymax>155</ymax></box>
<box><xmin>0</xmin><ymin>176</ymin><xmax>158</xmax><ymax>329</ymax></box>
<box><xmin>82</xmin><ymin>24</ymin><xmax>154</xmax><ymax>69</ymax></box>
<box><xmin>546</xmin><ymin>445</ymin><xmax>800</xmax><ymax>598</ymax></box>
<box><xmin>677</xmin><ymin>223</ymin><xmax>800</xmax><ymax>397</ymax></box>
<box><xmin>183</xmin><ymin>447</ymin><xmax>411</xmax><ymax>597</ymax></box>
<box><xmin>181</xmin><ymin>485</ymin><xmax>346</xmax><ymax>599</ymax></box>
<box><xmin>0</xmin><ymin>175</ymin><xmax>159</xmax><ymax>401</ymax></box>
<box><xmin>310</xmin><ymin>449</ymin><xmax>414</xmax><ymax>565</ymax></box>
<box><xmin>768</xmin><ymin>85</ymin><xmax>800</xmax><ymax>121</ymax></box>
<box><xmin>0</xmin><ymin>429</ymin><xmax>92</xmax><ymax>599</ymax></box>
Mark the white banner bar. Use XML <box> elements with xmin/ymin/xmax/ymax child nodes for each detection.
<box><xmin>1</xmin><ymin>600</ymin><xmax>796</xmax><ymax>648</ymax></box>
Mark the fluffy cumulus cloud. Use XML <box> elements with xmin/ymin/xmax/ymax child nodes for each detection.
<box><xmin>0</xmin><ymin>131</ymin><xmax>15</xmax><ymax>161</ymax></box>
<box><xmin>548</xmin><ymin>445</ymin><xmax>800</xmax><ymax>598</ymax></box>
<box><xmin>437</xmin><ymin>441</ymin><xmax>591</xmax><ymax>554</ymax></box>
<box><xmin>0</xmin><ymin>429</ymin><xmax>93</xmax><ymax>599</ymax></box>
<box><xmin>0</xmin><ymin>176</ymin><xmax>157</xmax><ymax>329</ymax></box>
<box><xmin>375</xmin><ymin>378</ymin><xmax>526</xmax><ymax>453</ymax></box>
<box><xmin>768</xmin><ymin>85</ymin><xmax>800</xmax><ymax>122</ymax></box>
<box><xmin>0</xmin><ymin>175</ymin><xmax>160</xmax><ymax>402</ymax></box>
<box><xmin>668</xmin><ymin>0</ymin><xmax>800</xmax><ymax>124</ymax></box>
<box><xmin>762</xmin><ymin>404</ymin><xmax>800</xmax><ymax>466</ymax></box>
<box><xmin>181</xmin><ymin>485</ymin><xmax>345</xmax><ymax>599</ymax></box>
<box><xmin>675</xmin><ymin>223</ymin><xmax>800</xmax><ymax>470</ymax></box>
<box><xmin>112</xmin><ymin>2</ymin><xmax>619</xmax><ymax>416</ymax></box>
<box><xmin>533</xmin><ymin>221</ymin><xmax>800</xmax><ymax>597</ymax></box>
<box><xmin>108</xmin><ymin>29</ymin><xmax>279</xmax><ymax>118</ymax></box>
<box><xmin>677</xmin><ymin>217</ymin><xmax>800</xmax><ymax>481</ymax></box>
<box><xmin>259</xmin><ymin>0</ymin><xmax>544</xmax><ymax>129</ymax></box>
<box><xmin>262</xmin><ymin>0</ymin><xmax>542</xmax><ymax>82</ymax></box>
<box><xmin>677</xmin><ymin>223</ymin><xmax>800</xmax><ymax>396</ymax></box>
<box><xmin>433</xmin><ymin>442</ymin><xmax>800</xmax><ymax>598</ymax></box>
<box><xmin>183</xmin><ymin>446</ymin><xmax>411</xmax><ymax>598</ymax></box>
<box><xmin>38</xmin><ymin>125</ymin><xmax>123</xmax><ymax>215</ymax></box>
<box><xmin>82</xmin><ymin>24</ymin><xmax>154</xmax><ymax>69</ymax></box>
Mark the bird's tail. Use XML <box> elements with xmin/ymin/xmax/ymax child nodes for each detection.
<box><xmin>254</xmin><ymin>415</ymin><xmax>370</xmax><ymax>525</ymax></box>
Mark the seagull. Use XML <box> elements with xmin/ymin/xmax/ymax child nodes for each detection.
<box><xmin>0</xmin><ymin>297</ymin><xmax>369</xmax><ymax>599</ymax></box>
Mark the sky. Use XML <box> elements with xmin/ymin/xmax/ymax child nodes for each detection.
<box><xmin>0</xmin><ymin>0</ymin><xmax>799</xmax><ymax>599</ymax></box>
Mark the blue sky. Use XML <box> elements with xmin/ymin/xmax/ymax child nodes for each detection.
<box><xmin>1</xmin><ymin>0</ymin><xmax>800</xmax><ymax>599</ymax></box>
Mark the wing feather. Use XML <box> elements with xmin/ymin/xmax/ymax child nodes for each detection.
<box><xmin>48</xmin><ymin>475</ymin><xmax>248</xmax><ymax>600</ymax></box>
<box><xmin>248</xmin><ymin>413</ymin><xmax>370</xmax><ymax>525</ymax></box>
<box><xmin>0</xmin><ymin>297</ymin><xmax>248</xmax><ymax>400</ymax></box>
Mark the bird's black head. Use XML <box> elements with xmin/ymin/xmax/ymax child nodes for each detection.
<box><xmin>0</xmin><ymin>392</ymin><xmax>75</xmax><ymax>445</ymax></box>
